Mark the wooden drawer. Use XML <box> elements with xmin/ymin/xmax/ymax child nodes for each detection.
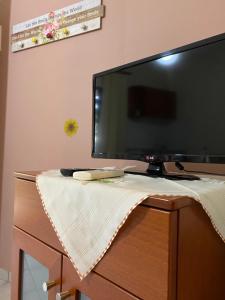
<box><xmin>62</xmin><ymin>256</ymin><xmax>140</xmax><ymax>300</ymax></box>
<box><xmin>14</xmin><ymin>178</ymin><xmax>65</xmax><ymax>253</ymax></box>
<box><xmin>14</xmin><ymin>177</ymin><xmax>177</xmax><ymax>300</ymax></box>
<box><xmin>95</xmin><ymin>206</ymin><xmax>177</xmax><ymax>300</ymax></box>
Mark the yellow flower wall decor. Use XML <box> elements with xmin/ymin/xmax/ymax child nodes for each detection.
<box><xmin>64</xmin><ymin>119</ymin><xmax>79</xmax><ymax>137</ymax></box>
<box><xmin>31</xmin><ymin>37</ymin><xmax>38</xmax><ymax>44</ymax></box>
<box><xmin>63</xmin><ymin>27</ymin><xmax>70</xmax><ymax>35</ymax></box>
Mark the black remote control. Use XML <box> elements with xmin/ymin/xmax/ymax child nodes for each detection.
<box><xmin>60</xmin><ymin>168</ymin><xmax>93</xmax><ymax>177</ymax></box>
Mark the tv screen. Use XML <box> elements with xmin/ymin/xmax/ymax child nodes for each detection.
<box><xmin>92</xmin><ymin>33</ymin><xmax>225</xmax><ymax>168</ymax></box>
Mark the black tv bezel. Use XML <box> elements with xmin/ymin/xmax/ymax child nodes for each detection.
<box><xmin>92</xmin><ymin>32</ymin><xmax>225</xmax><ymax>164</ymax></box>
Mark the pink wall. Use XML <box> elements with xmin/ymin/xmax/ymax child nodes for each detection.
<box><xmin>1</xmin><ymin>0</ymin><xmax>225</xmax><ymax>270</ymax></box>
<box><xmin>0</xmin><ymin>0</ymin><xmax>10</xmax><ymax>268</ymax></box>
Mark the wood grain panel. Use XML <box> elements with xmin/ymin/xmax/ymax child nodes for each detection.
<box><xmin>62</xmin><ymin>256</ymin><xmax>140</xmax><ymax>300</ymax></box>
<box><xmin>143</xmin><ymin>195</ymin><xmax>194</xmax><ymax>210</ymax></box>
<box><xmin>177</xmin><ymin>203</ymin><xmax>225</xmax><ymax>300</ymax></box>
<box><xmin>94</xmin><ymin>207</ymin><xmax>177</xmax><ymax>300</ymax></box>
<box><xmin>11</xmin><ymin>227</ymin><xmax>62</xmax><ymax>300</ymax></box>
<box><xmin>14</xmin><ymin>178</ymin><xmax>65</xmax><ymax>254</ymax></box>
<box><xmin>14</xmin><ymin>171</ymin><xmax>193</xmax><ymax>210</ymax></box>
<box><xmin>15</xmin><ymin>170</ymin><xmax>41</xmax><ymax>182</ymax></box>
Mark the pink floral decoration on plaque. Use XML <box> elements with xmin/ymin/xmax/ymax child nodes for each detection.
<box><xmin>42</xmin><ymin>12</ymin><xmax>60</xmax><ymax>39</ymax></box>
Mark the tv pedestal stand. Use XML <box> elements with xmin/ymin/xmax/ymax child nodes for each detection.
<box><xmin>126</xmin><ymin>161</ymin><xmax>200</xmax><ymax>180</ymax></box>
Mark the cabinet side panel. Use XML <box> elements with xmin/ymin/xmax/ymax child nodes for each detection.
<box><xmin>11</xmin><ymin>229</ymin><xmax>21</xmax><ymax>300</ymax></box>
<box><xmin>177</xmin><ymin>203</ymin><xmax>225</xmax><ymax>300</ymax></box>
<box><xmin>167</xmin><ymin>211</ymin><xmax>177</xmax><ymax>300</ymax></box>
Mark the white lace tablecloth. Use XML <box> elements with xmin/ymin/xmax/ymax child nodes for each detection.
<box><xmin>36</xmin><ymin>170</ymin><xmax>225</xmax><ymax>279</ymax></box>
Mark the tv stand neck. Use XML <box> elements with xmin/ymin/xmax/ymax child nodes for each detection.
<box><xmin>147</xmin><ymin>161</ymin><xmax>200</xmax><ymax>180</ymax></box>
<box><xmin>147</xmin><ymin>161</ymin><xmax>166</xmax><ymax>176</ymax></box>
<box><xmin>125</xmin><ymin>162</ymin><xmax>200</xmax><ymax>181</ymax></box>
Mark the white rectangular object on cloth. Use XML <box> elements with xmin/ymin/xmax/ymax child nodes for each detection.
<box><xmin>73</xmin><ymin>169</ymin><xmax>124</xmax><ymax>180</ymax></box>
<box><xmin>36</xmin><ymin>170</ymin><xmax>225</xmax><ymax>279</ymax></box>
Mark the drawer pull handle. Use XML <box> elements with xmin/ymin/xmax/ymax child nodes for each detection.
<box><xmin>56</xmin><ymin>291</ymin><xmax>72</xmax><ymax>300</ymax></box>
<box><xmin>42</xmin><ymin>280</ymin><xmax>57</xmax><ymax>292</ymax></box>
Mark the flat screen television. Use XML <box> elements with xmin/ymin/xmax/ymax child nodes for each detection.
<box><xmin>92</xmin><ymin>33</ymin><xmax>225</xmax><ymax>179</ymax></box>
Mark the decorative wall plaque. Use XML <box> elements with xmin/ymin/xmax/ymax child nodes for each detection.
<box><xmin>11</xmin><ymin>0</ymin><xmax>104</xmax><ymax>52</ymax></box>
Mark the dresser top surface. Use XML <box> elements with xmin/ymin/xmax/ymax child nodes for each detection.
<box><xmin>15</xmin><ymin>170</ymin><xmax>194</xmax><ymax>211</ymax></box>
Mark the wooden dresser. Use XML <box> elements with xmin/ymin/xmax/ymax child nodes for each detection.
<box><xmin>12</xmin><ymin>171</ymin><xmax>225</xmax><ymax>300</ymax></box>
